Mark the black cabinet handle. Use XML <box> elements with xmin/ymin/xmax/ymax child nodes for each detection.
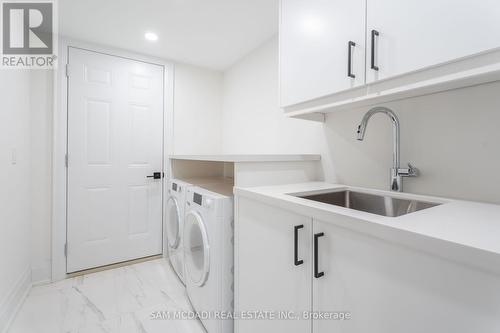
<box><xmin>294</xmin><ymin>225</ymin><xmax>304</xmax><ymax>266</ymax></box>
<box><xmin>314</xmin><ymin>232</ymin><xmax>325</xmax><ymax>278</ymax></box>
<box><xmin>371</xmin><ymin>29</ymin><xmax>379</xmax><ymax>71</ymax></box>
<box><xmin>347</xmin><ymin>41</ymin><xmax>356</xmax><ymax>78</ymax></box>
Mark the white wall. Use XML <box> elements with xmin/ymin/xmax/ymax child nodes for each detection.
<box><xmin>324</xmin><ymin>81</ymin><xmax>500</xmax><ymax>204</ymax></box>
<box><xmin>29</xmin><ymin>71</ymin><xmax>53</xmax><ymax>284</ymax></box>
<box><xmin>0</xmin><ymin>70</ymin><xmax>33</xmax><ymax>329</ymax></box>
<box><xmin>221</xmin><ymin>36</ymin><xmax>334</xmax><ymax>179</ymax></box>
<box><xmin>173</xmin><ymin>63</ymin><xmax>223</xmax><ymax>154</ymax></box>
<box><xmin>221</xmin><ymin>36</ymin><xmax>500</xmax><ymax>205</ymax></box>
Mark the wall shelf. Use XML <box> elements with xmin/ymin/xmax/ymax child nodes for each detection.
<box><xmin>169</xmin><ymin>154</ymin><xmax>322</xmax><ymax>189</ymax></box>
<box><xmin>170</xmin><ymin>154</ymin><xmax>321</xmax><ymax>163</ymax></box>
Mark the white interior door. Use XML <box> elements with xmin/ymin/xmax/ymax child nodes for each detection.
<box><xmin>67</xmin><ymin>47</ymin><xmax>164</xmax><ymax>273</ymax></box>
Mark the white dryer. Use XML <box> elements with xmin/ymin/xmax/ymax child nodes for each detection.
<box><xmin>184</xmin><ymin>186</ymin><xmax>234</xmax><ymax>333</ymax></box>
<box><xmin>165</xmin><ymin>179</ymin><xmax>192</xmax><ymax>284</ymax></box>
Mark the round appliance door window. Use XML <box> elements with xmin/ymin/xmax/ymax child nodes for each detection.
<box><xmin>166</xmin><ymin>197</ymin><xmax>181</xmax><ymax>249</ymax></box>
<box><xmin>184</xmin><ymin>211</ymin><xmax>209</xmax><ymax>287</ymax></box>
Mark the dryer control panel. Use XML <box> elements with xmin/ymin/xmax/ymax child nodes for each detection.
<box><xmin>193</xmin><ymin>192</ymin><xmax>203</xmax><ymax>206</ymax></box>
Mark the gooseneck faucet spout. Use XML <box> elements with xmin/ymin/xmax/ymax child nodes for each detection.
<box><xmin>356</xmin><ymin>106</ymin><xmax>418</xmax><ymax>192</ymax></box>
<box><xmin>357</xmin><ymin>106</ymin><xmax>401</xmax><ymax>170</ymax></box>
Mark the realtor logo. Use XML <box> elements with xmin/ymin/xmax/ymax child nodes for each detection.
<box><xmin>1</xmin><ymin>1</ymin><xmax>57</xmax><ymax>68</ymax></box>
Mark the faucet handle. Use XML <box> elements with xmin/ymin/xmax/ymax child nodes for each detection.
<box><xmin>398</xmin><ymin>163</ymin><xmax>419</xmax><ymax>177</ymax></box>
<box><xmin>407</xmin><ymin>163</ymin><xmax>419</xmax><ymax>176</ymax></box>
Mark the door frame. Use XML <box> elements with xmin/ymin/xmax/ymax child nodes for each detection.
<box><xmin>52</xmin><ymin>38</ymin><xmax>175</xmax><ymax>281</ymax></box>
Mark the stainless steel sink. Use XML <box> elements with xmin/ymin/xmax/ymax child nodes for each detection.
<box><xmin>294</xmin><ymin>190</ymin><xmax>441</xmax><ymax>217</ymax></box>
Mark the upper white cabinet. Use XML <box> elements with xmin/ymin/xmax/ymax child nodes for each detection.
<box><xmin>280</xmin><ymin>0</ymin><xmax>500</xmax><ymax>117</ymax></box>
<box><xmin>366</xmin><ymin>0</ymin><xmax>500</xmax><ymax>83</ymax></box>
<box><xmin>280</xmin><ymin>0</ymin><xmax>366</xmax><ymax>107</ymax></box>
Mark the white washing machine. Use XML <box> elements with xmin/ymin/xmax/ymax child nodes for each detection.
<box><xmin>165</xmin><ymin>179</ymin><xmax>192</xmax><ymax>284</ymax></box>
<box><xmin>184</xmin><ymin>185</ymin><xmax>234</xmax><ymax>333</ymax></box>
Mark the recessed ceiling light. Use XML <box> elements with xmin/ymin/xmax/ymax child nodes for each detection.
<box><xmin>145</xmin><ymin>32</ymin><xmax>158</xmax><ymax>42</ymax></box>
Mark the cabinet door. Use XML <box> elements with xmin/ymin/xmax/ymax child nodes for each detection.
<box><xmin>236</xmin><ymin>197</ymin><xmax>312</xmax><ymax>333</ymax></box>
<box><xmin>366</xmin><ymin>0</ymin><xmax>500</xmax><ymax>83</ymax></box>
<box><xmin>280</xmin><ymin>0</ymin><xmax>366</xmax><ymax>107</ymax></box>
<box><xmin>312</xmin><ymin>218</ymin><xmax>500</xmax><ymax>333</ymax></box>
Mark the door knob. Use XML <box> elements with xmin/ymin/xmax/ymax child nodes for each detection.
<box><xmin>146</xmin><ymin>172</ymin><xmax>163</xmax><ymax>179</ymax></box>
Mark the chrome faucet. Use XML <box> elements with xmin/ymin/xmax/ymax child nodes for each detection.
<box><xmin>356</xmin><ymin>106</ymin><xmax>418</xmax><ymax>192</ymax></box>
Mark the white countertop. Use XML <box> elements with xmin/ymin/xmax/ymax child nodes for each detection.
<box><xmin>169</xmin><ymin>154</ymin><xmax>321</xmax><ymax>162</ymax></box>
<box><xmin>234</xmin><ymin>182</ymin><xmax>500</xmax><ymax>275</ymax></box>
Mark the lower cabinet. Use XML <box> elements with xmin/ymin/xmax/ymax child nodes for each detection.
<box><xmin>236</xmin><ymin>196</ymin><xmax>500</xmax><ymax>333</ymax></box>
<box><xmin>236</xmin><ymin>197</ymin><xmax>312</xmax><ymax>333</ymax></box>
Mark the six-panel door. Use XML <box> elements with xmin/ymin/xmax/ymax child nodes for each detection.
<box><xmin>236</xmin><ymin>197</ymin><xmax>312</xmax><ymax>333</ymax></box>
<box><xmin>67</xmin><ymin>47</ymin><xmax>164</xmax><ymax>273</ymax></box>
<box><xmin>366</xmin><ymin>0</ymin><xmax>500</xmax><ymax>83</ymax></box>
<box><xmin>279</xmin><ymin>0</ymin><xmax>366</xmax><ymax>107</ymax></box>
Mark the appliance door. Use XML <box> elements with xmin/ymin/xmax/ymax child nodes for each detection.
<box><xmin>166</xmin><ymin>197</ymin><xmax>181</xmax><ymax>249</ymax></box>
<box><xmin>184</xmin><ymin>211</ymin><xmax>210</xmax><ymax>287</ymax></box>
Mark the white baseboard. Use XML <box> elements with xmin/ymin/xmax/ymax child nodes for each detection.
<box><xmin>0</xmin><ymin>267</ymin><xmax>32</xmax><ymax>333</ymax></box>
<box><xmin>31</xmin><ymin>262</ymin><xmax>51</xmax><ymax>285</ymax></box>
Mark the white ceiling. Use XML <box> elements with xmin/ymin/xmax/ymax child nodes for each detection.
<box><xmin>59</xmin><ymin>0</ymin><xmax>279</xmax><ymax>70</ymax></box>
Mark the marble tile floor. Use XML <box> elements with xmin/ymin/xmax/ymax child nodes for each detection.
<box><xmin>8</xmin><ymin>259</ymin><xmax>206</xmax><ymax>333</ymax></box>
